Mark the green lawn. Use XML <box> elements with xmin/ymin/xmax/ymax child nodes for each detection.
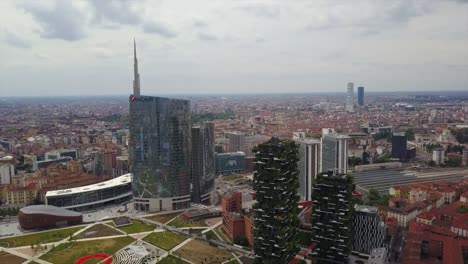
<box><xmin>168</xmin><ymin>216</ymin><xmax>208</xmax><ymax>228</ymax></box>
<box><xmin>158</xmin><ymin>255</ymin><xmax>189</xmax><ymax>264</ymax></box>
<box><xmin>0</xmin><ymin>251</ymin><xmax>26</xmax><ymax>264</ymax></box>
<box><xmin>144</xmin><ymin>212</ymin><xmax>181</xmax><ymax>224</ymax></box>
<box><xmin>204</xmin><ymin>230</ymin><xmax>218</xmax><ymax>240</ymax></box>
<box><xmin>114</xmin><ymin>221</ymin><xmax>155</xmax><ymax>234</ymax></box>
<box><xmin>226</xmin><ymin>259</ymin><xmax>241</xmax><ymax>264</ymax></box>
<box><xmin>142</xmin><ymin>231</ymin><xmax>186</xmax><ymax>251</ymax></box>
<box><xmin>74</xmin><ymin>224</ymin><xmax>122</xmax><ymax>239</ymax></box>
<box><xmin>175</xmin><ymin>240</ymin><xmax>233</xmax><ymax>264</ymax></box>
<box><xmin>0</xmin><ymin>226</ymin><xmax>83</xmax><ymax>248</ymax></box>
<box><xmin>40</xmin><ymin>236</ymin><xmax>135</xmax><ymax>264</ymax></box>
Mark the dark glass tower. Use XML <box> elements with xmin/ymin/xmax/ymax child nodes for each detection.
<box><xmin>391</xmin><ymin>132</ymin><xmax>407</xmax><ymax>162</ymax></box>
<box><xmin>129</xmin><ymin>96</ymin><xmax>192</xmax><ymax>211</ymax></box>
<box><xmin>191</xmin><ymin>122</ymin><xmax>215</xmax><ymax>204</ymax></box>
<box><xmin>311</xmin><ymin>172</ymin><xmax>354</xmax><ymax>263</ymax></box>
<box><xmin>253</xmin><ymin>138</ymin><xmax>300</xmax><ymax>263</ymax></box>
<box><xmin>357</xmin><ymin>86</ymin><xmax>364</xmax><ymax>106</ymax></box>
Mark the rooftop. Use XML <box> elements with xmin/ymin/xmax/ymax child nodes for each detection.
<box><xmin>45</xmin><ymin>173</ymin><xmax>132</xmax><ymax>197</ymax></box>
<box><xmin>20</xmin><ymin>205</ymin><xmax>82</xmax><ymax>217</ymax></box>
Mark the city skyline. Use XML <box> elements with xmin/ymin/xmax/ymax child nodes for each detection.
<box><xmin>1</xmin><ymin>0</ymin><xmax>468</xmax><ymax>96</ymax></box>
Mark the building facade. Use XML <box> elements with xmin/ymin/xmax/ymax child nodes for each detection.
<box><xmin>215</xmin><ymin>152</ymin><xmax>246</xmax><ymax>175</ymax></box>
<box><xmin>311</xmin><ymin>172</ymin><xmax>354</xmax><ymax>263</ymax></box>
<box><xmin>191</xmin><ymin>122</ymin><xmax>215</xmax><ymax>204</ymax></box>
<box><xmin>253</xmin><ymin>138</ymin><xmax>300</xmax><ymax>263</ymax></box>
<box><xmin>321</xmin><ymin>134</ymin><xmax>350</xmax><ymax>174</ymax></box>
<box><xmin>18</xmin><ymin>205</ymin><xmax>82</xmax><ymax>230</ymax></box>
<box><xmin>358</xmin><ymin>86</ymin><xmax>364</xmax><ymax>106</ymax></box>
<box><xmin>352</xmin><ymin>205</ymin><xmax>386</xmax><ymax>257</ymax></box>
<box><xmin>346</xmin><ymin>82</ymin><xmax>355</xmax><ymax>112</ymax></box>
<box><xmin>392</xmin><ymin>132</ymin><xmax>408</xmax><ymax>162</ymax></box>
<box><xmin>129</xmin><ymin>95</ymin><xmax>192</xmax><ymax>212</ymax></box>
<box><xmin>226</xmin><ymin>132</ymin><xmax>246</xmax><ymax>153</ymax></box>
<box><xmin>295</xmin><ymin>138</ymin><xmax>321</xmax><ymax>201</ymax></box>
<box><xmin>45</xmin><ymin>174</ymin><xmax>132</xmax><ymax>211</ymax></box>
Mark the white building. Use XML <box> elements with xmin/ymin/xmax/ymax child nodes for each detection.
<box><xmin>0</xmin><ymin>163</ymin><xmax>14</xmax><ymax>185</ymax></box>
<box><xmin>432</xmin><ymin>148</ymin><xmax>445</xmax><ymax>165</ymax></box>
<box><xmin>294</xmin><ymin>138</ymin><xmax>321</xmax><ymax>201</ymax></box>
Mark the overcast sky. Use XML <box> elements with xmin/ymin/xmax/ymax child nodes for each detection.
<box><xmin>1</xmin><ymin>0</ymin><xmax>467</xmax><ymax>96</ymax></box>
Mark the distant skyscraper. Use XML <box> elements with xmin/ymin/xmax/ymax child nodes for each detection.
<box><xmin>392</xmin><ymin>132</ymin><xmax>407</xmax><ymax>162</ymax></box>
<box><xmin>321</xmin><ymin>134</ymin><xmax>350</xmax><ymax>174</ymax></box>
<box><xmin>129</xmin><ymin>41</ymin><xmax>192</xmax><ymax>212</ymax></box>
<box><xmin>253</xmin><ymin>138</ymin><xmax>300</xmax><ymax>263</ymax></box>
<box><xmin>358</xmin><ymin>86</ymin><xmax>364</xmax><ymax>106</ymax></box>
<box><xmin>191</xmin><ymin>122</ymin><xmax>215</xmax><ymax>204</ymax></box>
<box><xmin>352</xmin><ymin>205</ymin><xmax>386</xmax><ymax>257</ymax></box>
<box><xmin>294</xmin><ymin>138</ymin><xmax>321</xmax><ymax>201</ymax></box>
<box><xmin>346</xmin><ymin>82</ymin><xmax>355</xmax><ymax>112</ymax></box>
<box><xmin>133</xmin><ymin>38</ymin><xmax>141</xmax><ymax>96</ymax></box>
<box><xmin>311</xmin><ymin>172</ymin><xmax>354</xmax><ymax>263</ymax></box>
<box><xmin>227</xmin><ymin>132</ymin><xmax>246</xmax><ymax>153</ymax></box>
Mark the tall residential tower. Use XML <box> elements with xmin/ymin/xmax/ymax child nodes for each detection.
<box><xmin>321</xmin><ymin>133</ymin><xmax>350</xmax><ymax>174</ymax></box>
<box><xmin>191</xmin><ymin>122</ymin><xmax>215</xmax><ymax>204</ymax></box>
<box><xmin>253</xmin><ymin>138</ymin><xmax>300</xmax><ymax>263</ymax></box>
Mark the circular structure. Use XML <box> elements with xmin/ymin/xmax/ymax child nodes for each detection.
<box><xmin>18</xmin><ymin>205</ymin><xmax>82</xmax><ymax>230</ymax></box>
<box><xmin>75</xmin><ymin>254</ymin><xmax>112</xmax><ymax>264</ymax></box>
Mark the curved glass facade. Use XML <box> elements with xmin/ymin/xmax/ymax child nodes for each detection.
<box><xmin>129</xmin><ymin>95</ymin><xmax>192</xmax><ymax>210</ymax></box>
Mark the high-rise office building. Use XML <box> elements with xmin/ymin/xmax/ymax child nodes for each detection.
<box><xmin>253</xmin><ymin>138</ymin><xmax>300</xmax><ymax>263</ymax></box>
<box><xmin>294</xmin><ymin>138</ymin><xmax>321</xmax><ymax>201</ymax></box>
<box><xmin>311</xmin><ymin>172</ymin><xmax>354</xmax><ymax>263</ymax></box>
<box><xmin>129</xmin><ymin>41</ymin><xmax>192</xmax><ymax>212</ymax></box>
<box><xmin>191</xmin><ymin>122</ymin><xmax>215</xmax><ymax>204</ymax></box>
<box><xmin>358</xmin><ymin>86</ymin><xmax>364</xmax><ymax>106</ymax></box>
<box><xmin>346</xmin><ymin>82</ymin><xmax>355</xmax><ymax>112</ymax></box>
<box><xmin>352</xmin><ymin>205</ymin><xmax>386</xmax><ymax>257</ymax></box>
<box><xmin>227</xmin><ymin>132</ymin><xmax>246</xmax><ymax>153</ymax></box>
<box><xmin>321</xmin><ymin>134</ymin><xmax>350</xmax><ymax>174</ymax></box>
<box><xmin>391</xmin><ymin>132</ymin><xmax>407</xmax><ymax>162</ymax></box>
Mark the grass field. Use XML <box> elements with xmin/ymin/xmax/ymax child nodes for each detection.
<box><xmin>74</xmin><ymin>224</ymin><xmax>123</xmax><ymax>239</ymax></box>
<box><xmin>226</xmin><ymin>259</ymin><xmax>241</xmax><ymax>264</ymax></box>
<box><xmin>204</xmin><ymin>230</ymin><xmax>219</xmax><ymax>240</ymax></box>
<box><xmin>142</xmin><ymin>231</ymin><xmax>186</xmax><ymax>251</ymax></box>
<box><xmin>158</xmin><ymin>255</ymin><xmax>189</xmax><ymax>264</ymax></box>
<box><xmin>0</xmin><ymin>226</ymin><xmax>83</xmax><ymax>248</ymax></box>
<box><xmin>167</xmin><ymin>216</ymin><xmax>208</xmax><ymax>228</ymax></box>
<box><xmin>40</xmin><ymin>236</ymin><xmax>135</xmax><ymax>264</ymax></box>
<box><xmin>175</xmin><ymin>240</ymin><xmax>233</xmax><ymax>264</ymax></box>
<box><xmin>144</xmin><ymin>212</ymin><xmax>181</xmax><ymax>224</ymax></box>
<box><xmin>0</xmin><ymin>251</ymin><xmax>26</xmax><ymax>264</ymax></box>
<box><xmin>114</xmin><ymin>221</ymin><xmax>155</xmax><ymax>234</ymax></box>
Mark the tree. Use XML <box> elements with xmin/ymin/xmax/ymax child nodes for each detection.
<box><xmin>428</xmin><ymin>160</ymin><xmax>436</xmax><ymax>167</ymax></box>
<box><xmin>405</xmin><ymin>128</ymin><xmax>415</xmax><ymax>141</ymax></box>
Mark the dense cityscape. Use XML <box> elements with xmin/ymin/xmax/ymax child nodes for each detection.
<box><xmin>1</xmin><ymin>1</ymin><xmax>468</xmax><ymax>264</ymax></box>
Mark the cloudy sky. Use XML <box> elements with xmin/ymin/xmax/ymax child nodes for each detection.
<box><xmin>1</xmin><ymin>0</ymin><xmax>467</xmax><ymax>96</ymax></box>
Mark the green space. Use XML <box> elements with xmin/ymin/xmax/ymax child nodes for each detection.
<box><xmin>175</xmin><ymin>240</ymin><xmax>233</xmax><ymax>264</ymax></box>
<box><xmin>457</xmin><ymin>206</ymin><xmax>468</xmax><ymax>214</ymax></box>
<box><xmin>0</xmin><ymin>207</ymin><xmax>20</xmax><ymax>217</ymax></box>
<box><xmin>40</xmin><ymin>236</ymin><xmax>135</xmax><ymax>264</ymax></box>
<box><xmin>226</xmin><ymin>259</ymin><xmax>241</xmax><ymax>264</ymax></box>
<box><xmin>168</xmin><ymin>216</ymin><xmax>208</xmax><ymax>228</ymax></box>
<box><xmin>204</xmin><ymin>230</ymin><xmax>218</xmax><ymax>240</ymax></box>
<box><xmin>144</xmin><ymin>212</ymin><xmax>181</xmax><ymax>224</ymax></box>
<box><xmin>114</xmin><ymin>220</ymin><xmax>155</xmax><ymax>234</ymax></box>
<box><xmin>223</xmin><ymin>174</ymin><xmax>245</xmax><ymax>182</ymax></box>
<box><xmin>0</xmin><ymin>251</ymin><xmax>26</xmax><ymax>264</ymax></box>
<box><xmin>74</xmin><ymin>224</ymin><xmax>123</xmax><ymax>239</ymax></box>
<box><xmin>366</xmin><ymin>189</ymin><xmax>391</xmax><ymax>206</ymax></box>
<box><xmin>158</xmin><ymin>255</ymin><xmax>189</xmax><ymax>264</ymax></box>
<box><xmin>0</xmin><ymin>226</ymin><xmax>83</xmax><ymax>248</ymax></box>
<box><xmin>142</xmin><ymin>231</ymin><xmax>186</xmax><ymax>251</ymax></box>
<box><xmin>192</xmin><ymin>111</ymin><xmax>234</xmax><ymax>124</ymax></box>
<box><xmin>296</xmin><ymin>230</ymin><xmax>312</xmax><ymax>247</ymax></box>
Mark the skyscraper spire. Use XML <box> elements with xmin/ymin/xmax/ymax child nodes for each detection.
<box><xmin>133</xmin><ymin>38</ymin><xmax>141</xmax><ymax>96</ymax></box>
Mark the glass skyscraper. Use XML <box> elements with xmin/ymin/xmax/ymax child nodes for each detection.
<box><xmin>129</xmin><ymin>95</ymin><xmax>192</xmax><ymax>211</ymax></box>
<box><xmin>191</xmin><ymin>122</ymin><xmax>215</xmax><ymax>204</ymax></box>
